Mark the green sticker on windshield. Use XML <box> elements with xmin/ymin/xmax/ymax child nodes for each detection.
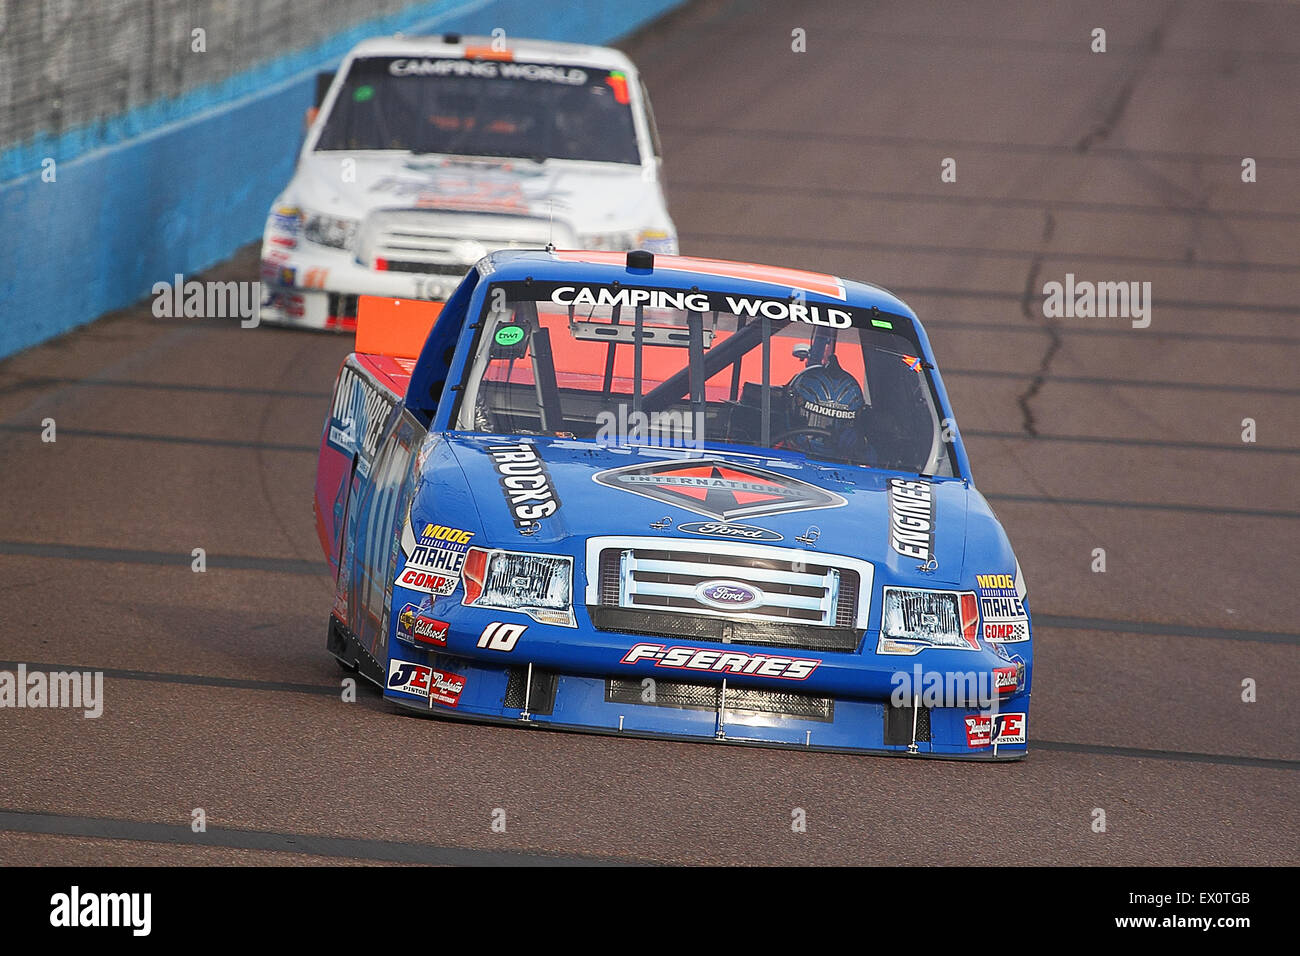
<box><xmin>494</xmin><ymin>325</ymin><xmax>525</xmax><ymax>346</ymax></box>
<box><xmin>353</xmin><ymin>85</ymin><xmax>375</xmax><ymax>103</ymax></box>
<box><xmin>871</xmin><ymin>318</ymin><xmax>893</xmax><ymax>329</ymax></box>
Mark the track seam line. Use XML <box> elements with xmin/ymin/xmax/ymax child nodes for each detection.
<box><xmin>0</xmin><ymin>541</ymin><xmax>326</xmax><ymax>575</ymax></box>
<box><xmin>0</xmin><ymin>810</ymin><xmax>635</xmax><ymax>866</ymax></box>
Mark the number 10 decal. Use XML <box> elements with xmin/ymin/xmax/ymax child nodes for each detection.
<box><xmin>477</xmin><ymin>622</ymin><xmax>526</xmax><ymax>652</ymax></box>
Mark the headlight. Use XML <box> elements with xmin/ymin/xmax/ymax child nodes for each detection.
<box><xmin>461</xmin><ymin>547</ymin><xmax>575</xmax><ymax>627</ymax></box>
<box><xmin>303</xmin><ymin>213</ymin><xmax>359</xmax><ymax>250</ymax></box>
<box><xmin>881</xmin><ymin>587</ymin><xmax>979</xmax><ymax>650</ymax></box>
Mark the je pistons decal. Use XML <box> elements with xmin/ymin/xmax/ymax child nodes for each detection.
<box><xmin>489</xmin><ymin>443</ymin><xmax>560</xmax><ymax>530</ymax></box>
<box><xmin>593</xmin><ymin>458</ymin><xmax>845</xmax><ymax>522</ymax></box>
<box><xmin>887</xmin><ymin>478</ymin><xmax>935</xmax><ymax>561</ymax></box>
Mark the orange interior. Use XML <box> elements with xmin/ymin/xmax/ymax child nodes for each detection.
<box><xmin>355</xmin><ymin>297</ymin><xmax>444</xmax><ymax>358</ymax></box>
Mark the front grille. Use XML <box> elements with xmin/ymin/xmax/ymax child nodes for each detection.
<box><xmin>358</xmin><ymin>210</ymin><xmax>558</xmax><ymax>271</ymax></box>
<box><xmin>327</xmin><ymin>292</ymin><xmax>358</xmax><ymax>319</ymax></box>
<box><xmin>592</xmin><ymin>541</ymin><xmax>863</xmax><ymax>652</ymax></box>
<box><xmin>381</xmin><ymin>261</ymin><xmax>466</xmax><ymax>275</ymax></box>
<box><xmin>504</xmin><ymin>667</ymin><xmax>557</xmax><ymax>715</ymax></box>
<box><xmin>590</xmin><ymin>606</ymin><xmax>860</xmax><ymax>651</ymax></box>
<box><xmin>606</xmin><ymin>678</ymin><xmax>833</xmax><ymax>721</ymax></box>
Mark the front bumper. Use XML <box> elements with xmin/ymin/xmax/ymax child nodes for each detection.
<box><xmin>329</xmin><ymin>611</ymin><xmax>1031</xmax><ymax>761</ymax></box>
<box><xmin>258</xmin><ymin>243</ymin><xmax>465</xmax><ymax>331</ymax></box>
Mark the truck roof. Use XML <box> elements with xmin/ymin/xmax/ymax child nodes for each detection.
<box><xmin>343</xmin><ymin>34</ymin><xmax>638</xmax><ymax>73</ymax></box>
<box><xmin>484</xmin><ymin>249</ymin><xmax>919</xmax><ymax>318</ymax></box>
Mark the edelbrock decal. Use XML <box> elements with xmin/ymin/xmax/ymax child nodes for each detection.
<box><xmin>396</xmin><ymin>603</ymin><xmax>450</xmax><ymax>647</ymax></box>
<box><xmin>887</xmin><ymin>478</ymin><xmax>935</xmax><ymax>561</ymax></box>
<box><xmin>593</xmin><ymin>458</ymin><xmax>845</xmax><ymax>522</ymax></box>
<box><xmin>488</xmin><ymin>443</ymin><xmax>560</xmax><ymax>530</ymax></box>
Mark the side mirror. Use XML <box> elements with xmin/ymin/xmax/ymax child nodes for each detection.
<box><xmin>313</xmin><ymin>71</ymin><xmax>335</xmax><ymax>108</ymax></box>
<box><xmin>305</xmin><ymin>71</ymin><xmax>334</xmax><ymax>131</ymax></box>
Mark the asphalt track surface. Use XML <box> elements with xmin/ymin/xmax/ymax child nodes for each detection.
<box><xmin>1</xmin><ymin>0</ymin><xmax>1297</xmax><ymax>866</ymax></box>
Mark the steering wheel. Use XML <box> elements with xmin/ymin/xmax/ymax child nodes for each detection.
<box><xmin>772</xmin><ymin>426</ymin><xmax>834</xmax><ymax>447</ymax></box>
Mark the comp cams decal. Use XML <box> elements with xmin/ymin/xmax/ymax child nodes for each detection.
<box><xmin>593</xmin><ymin>458</ymin><xmax>845</xmax><ymax>522</ymax></box>
<box><xmin>975</xmin><ymin>572</ymin><xmax>1030</xmax><ymax>644</ymax></box>
<box><xmin>394</xmin><ymin>509</ymin><xmax>474</xmax><ymax>596</ymax></box>
<box><xmin>621</xmin><ymin>643</ymin><xmax>819</xmax><ymax>681</ymax></box>
<box><xmin>887</xmin><ymin>478</ymin><xmax>935</xmax><ymax>562</ymax></box>
<box><xmin>488</xmin><ymin>443</ymin><xmax>561</xmax><ymax>530</ymax></box>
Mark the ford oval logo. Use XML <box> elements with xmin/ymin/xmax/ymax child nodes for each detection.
<box><xmin>694</xmin><ymin>579</ymin><xmax>764</xmax><ymax>611</ymax></box>
<box><xmin>677</xmin><ymin>521</ymin><xmax>783</xmax><ymax>542</ymax></box>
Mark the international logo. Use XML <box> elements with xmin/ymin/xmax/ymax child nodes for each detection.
<box><xmin>593</xmin><ymin>458</ymin><xmax>845</xmax><ymax>521</ymax></box>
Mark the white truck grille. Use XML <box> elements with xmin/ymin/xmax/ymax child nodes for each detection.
<box><xmin>357</xmin><ymin>211</ymin><xmax>568</xmax><ymax>272</ymax></box>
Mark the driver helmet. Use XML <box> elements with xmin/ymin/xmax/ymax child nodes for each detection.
<box><xmin>784</xmin><ymin>354</ymin><xmax>866</xmax><ymax>456</ymax></box>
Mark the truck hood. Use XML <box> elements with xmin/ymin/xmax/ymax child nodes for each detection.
<box><xmin>438</xmin><ymin>436</ymin><xmax>979</xmax><ymax>587</ymax></box>
<box><xmin>290</xmin><ymin>151</ymin><xmax>666</xmax><ymax>233</ymax></box>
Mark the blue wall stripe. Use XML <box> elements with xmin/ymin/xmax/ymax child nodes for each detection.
<box><xmin>0</xmin><ymin>0</ymin><xmax>685</xmax><ymax>359</ymax></box>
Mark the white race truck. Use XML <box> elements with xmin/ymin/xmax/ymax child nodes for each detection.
<box><xmin>259</xmin><ymin>33</ymin><xmax>677</xmax><ymax>330</ymax></box>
